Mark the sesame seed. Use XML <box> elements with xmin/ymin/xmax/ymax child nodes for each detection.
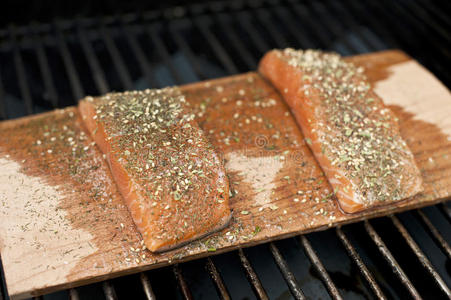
<box><xmin>269</xmin><ymin>204</ymin><xmax>278</xmax><ymax>210</ymax></box>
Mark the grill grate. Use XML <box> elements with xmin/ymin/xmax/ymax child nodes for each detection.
<box><xmin>0</xmin><ymin>0</ymin><xmax>450</xmax><ymax>299</ymax></box>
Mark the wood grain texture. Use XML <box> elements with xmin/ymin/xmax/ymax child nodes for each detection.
<box><xmin>0</xmin><ymin>50</ymin><xmax>450</xmax><ymax>299</ymax></box>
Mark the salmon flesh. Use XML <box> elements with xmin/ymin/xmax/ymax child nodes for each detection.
<box><xmin>259</xmin><ymin>49</ymin><xmax>423</xmax><ymax>213</ymax></box>
<box><xmin>79</xmin><ymin>88</ymin><xmax>231</xmax><ymax>252</ymax></box>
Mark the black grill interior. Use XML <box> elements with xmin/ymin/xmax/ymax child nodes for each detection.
<box><xmin>0</xmin><ymin>0</ymin><xmax>450</xmax><ymax>299</ymax></box>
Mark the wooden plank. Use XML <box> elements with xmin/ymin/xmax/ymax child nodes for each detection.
<box><xmin>0</xmin><ymin>50</ymin><xmax>450</xmax><ymax>299</ymax></box>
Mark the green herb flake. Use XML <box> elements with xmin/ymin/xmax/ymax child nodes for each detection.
<box><xmin>345</xmin><ymin>129</ymin><xmax>352</xmax><ymax>136</ymax></box>
<box><xmin>174</xmin><ymin>192</ymin><xmax>182</xmax><ymax>201</ymax></box>
<box><xmin>253</xmin><ymin>226</ymin><xmax>262</xmax><ymax>235</ymax></box>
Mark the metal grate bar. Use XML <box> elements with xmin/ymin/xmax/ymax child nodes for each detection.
<box><xmin>416</xmin><ymin>210</ymin><xmax>451</xmax><ymax>259</ymax></box>
<box><xmin>269</xmin><ymin>243</ymin><xmax>306</xmax><ymax>300</ymax></box>
<box><xmin>165</xmin><ymin>20</ymin><xmax>210</xmax><ymax>84</ymax></box>
<box><xmin>169</xmin><ymin>21</ymin><xmax>208</xmax><ymax>80</ymax></box>
<box><xmin>140</xmin><ymin>272</ymin><xmax>157</xmax><ymax>300</ymax></box>
<box><xmin>361</xmin><ymin>0</ymin><xmax>422</xmax><ymax>51</ymax></box>
<box><xmin>120</xmin><ymin>21</ymin><xmax>159</xmax><ymax>87</ymax></box>
<box><xmin>306</xmin><ymin>0</ymin><xmax>355</xmax><ymax>53</ymax></box>
<box><xmin>192</xmin><ymin>18</ymin><xmax>238</xmax><ymax>74</ymax></box>
<box><xmin>146</xmin><ymin>25</ymin><xmax>184</xmax><ymax>84</ymax></box>
<box><xmin>9</xmin><ymin>25</ymin><xmax>34</xmax><ymax>115</ymax></box>
<box><xmin>363</xmin><ymin>220</ymin><xmax>421</xmax><ymax>299</ymax></box>
<box><xmin>0</xmin><ymin>73</ymin><xmax>7</xmax><ymax>119</ymax></box>
<box><xmin>299</xmin><ymin>236</ymin><xmax>343</xmax><ymax>300</ymax></box>
<box><xmin>271</xmin><ymin>6</ymin><xmax>316</xmax><ymax>48</ymax></box>
<box><xmin>99</xmin><ymin>20</ymin><xmax>134</xmax><ymax>90</ymax></box>
<box><xmin>285</xmin><ymin>2</ymin><xmax>335</xmax><ymax>49</ymax></box>
<box><xmin>77</xmin><ymin>19</ymin><xmax>110</xmax><ymax>94</ymax></box>
<box><xmin>54</xmin><ymin>21</ymin><xmax>84</xmax><ymax>101</ymax></box>
<box><xmin>375</xmin><ymin>0</ymin><xmax>449</xmax><ymax>55</ymax></box>
<box><xmin>234</xmin><ymin>11</ymin><xmax>271</xmax><ymax>54</ymax></box>
<box><xmin>173</xmin><ymin>264</ymin><xmax>193</xmax><ymax>300</ymax></box>
<box><xmin>205</xmin><ymin>257</ymin><xmax>231</xmax><ymax>300</ymax></box>
<box><xmin>237</xmin><ymin>249</ymin><xmax>269</xmax><ymax>300</ymax></box>
<box><xmin>432</xmin><ymin>0</ymin><xmax>451</xmax><ymax>12</ymax></box>
<box><xmin>440</xmin><ymin>203</ymin><xmax>451</xmax><ymax>223</ymax></box>
<box><xmin>342</xmin><ymin>0</ymin><xmax>400</xmax><ymax>49</ymax></box>
<box><xmin>30</xmin><ymin>23</ymin><xmax>59</xmax><ymax>108</ymax></box>
<box><xmin>102</xmin><ymin>280</ymin><xmax>118</xmax><ymax>300</ymax></box>
<box><xmin>354</xmin><ymin>0</ymin><xmax>450</xmax><ymax>83</ymax></box>
<box><xmin>325</xmin><ymin>0</ymin><xmax>383</xmax><ymax>51</ymax></box>
<box><xmin>398</xmin><ymin>0</ymin><xmax>451</xmax><ymax>43</ymax></box>
<box><xmin>69</xmin><ymin>288</ymin><xmax>79</xmax><ymax>300</ymax></box>
<box><xmin>391</xmin><ymin>0</ymin><xmax>451</xmax><ymax>46</ymax></box>
<box><xmin>335</xmin><ymin>227</ymin><xmax>386</xmax><ymax>299</ymax></box>
<box><xmin>214</xmin><ymin>13</ymin><xmax>257</xmax><ymax>69</ymax></box>
<box><xmin>390</xmin><ymin>215</ymin><xmax>451</xmax><ymax>297</ymax></box>
<box><xmin>414</xmin><ymin>0</ymin><xmax>451</xmax><ymax>28</ymax></box>
<box><xmin>253</xmin><ymin>8</ymin><xmax>289</xmax><ymax>49</ymax></box>
<box><xmin>365</xmin><ymin>0</ymin><xmax>451</xmax><ymax>81</ymax></box>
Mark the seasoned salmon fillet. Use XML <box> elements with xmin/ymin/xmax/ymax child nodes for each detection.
<box><xmin>79</xmin><ymin>88</ymin><xmax>231</xmax><ymax>252</ymax></box>
<box><xmin>259</xmin><ymin>49</ymin><xmax>423</xmax><ymax>213</ymax></box>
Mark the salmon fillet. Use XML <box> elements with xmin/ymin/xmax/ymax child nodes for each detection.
<box><xmin>259</xmin><ymin>49</ymin><xmax>423</xmax><ymax>213</ymax></box>
<box><xmin>79</xmin><ymin>88</ymin><xmax>231</xmax><ymax>252</ymax></box>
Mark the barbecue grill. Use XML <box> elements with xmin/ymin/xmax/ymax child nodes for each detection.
<box><xmin>0</xmin><ymin>0</ymin><xmax>450</xmax><ymax>299</ymax></box>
